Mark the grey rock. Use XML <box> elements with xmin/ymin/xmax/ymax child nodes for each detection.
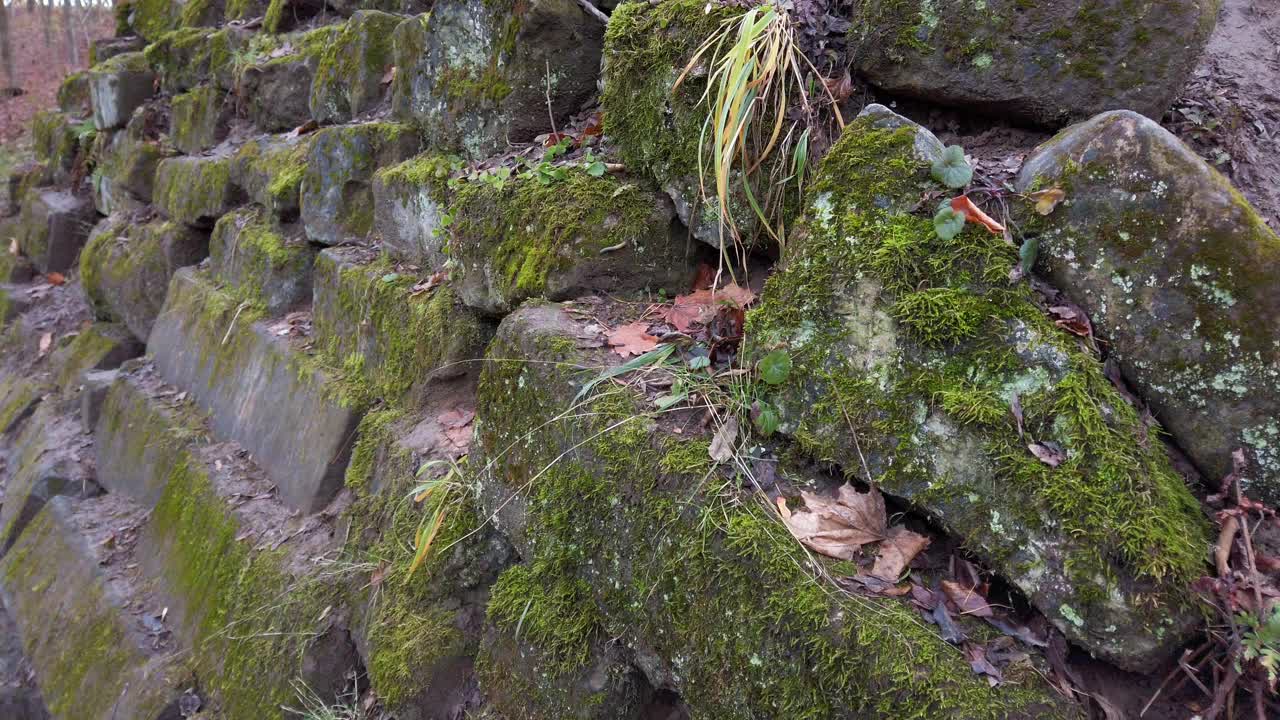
<box><xmin>210</xmin><ymin>206</ymin><xmax>316</xmax><ymax>314</ymax></box>
<box><xmin>309</xmin><ymin>10</ymin><xmax>401</xmax><ymax>125</ymax></box>
<box><xmin>1014</xmin><ymin>110</ymin><xmax>1280</xmax><ymax>503</ymax></box>
<box><xmin>371</xmin><ymin>154</ymin><xmax>449</xmax><ymax>267</ymax></box>
<box><xmin>230</xmin><ymin>134</ymin><xmax>315</xmax><ymax>220</ymax></box>
<box><xmin>47</xmin><ymin>322</ymin><xmax>145</xmax><ymax>393</ymax></box>
<box><xmin>390</xmin><ymin>0</ymin><xmax>603</xmax><ymax>160</ymax></box>
<box><xmin>170</xmin><ymin>85</ymin><xmax>231</xmax><ymax>155</ymax></box>
<box><xmin>15</xmin><ymin>188</ymin><xmax>97</xmax><ymax>274</ymax></box>
<box><xmin>89</xmin><ymin>35</ymin><xmax>145</xmax><ymax>65</ymax></box>
<box><xmin>300</xmin><ymin>122</ymin><xmax>421</xmax><ymax>245</ymax></box>
<box><xmin>241</xmin><ymin>26</ymin><xmax>339</xmax><ymax>133</ymax></box>
<box><xmin>148</xmin><ymin>268</ymin><xmax>364</xmax><ymax>512</ymax></box>
<box><xmin>80</xmin><ymin>368</ymin><xmax>119</xmax><ymax>431</ymax></box>
<box><xmin>848</xmin><ymin>0</ymin><xmax>1217</xmax><ymax>127</ymax></box>
<box><xmin>153</xmin><ymin>154</ymin><xmax>242</xmax><ymax>228</ymax></box>
<box><xmin>87</xmin><ymin>51</ymin><xmax>155</xmax><ymax>130</ymax></box>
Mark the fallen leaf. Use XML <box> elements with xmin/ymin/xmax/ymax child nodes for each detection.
<box><xmin>965</xmin><ymin>644</ymin><xmax>1003</xmax><ymax>686</ymax></box>
<box><xmin>409</xmin><ymin>271</ymin><xmax>447</xmax><ymax>296</ymax></box>
<box><xmin>37</xmin><ymin>332</ymin><xmax>52</xmax><ymax>356</ymax></box>
<box><xmin>930</xmin><ymin>599</ymin><xmax>966</xmax><ymax>644</ymax></box>
<box><xmin>1010</xmin><ymin>393</ymin><xmax>1024</xmax><ymax>438</ymax></box>
<box><xmin>380</xmin><ymin>65</ymin><xmax>397</xmax><ymax>85</ymax></box>
<box><xmin>286</xmin><ymin>119</ymin><xmax>318</xmax><ymax>139</ymax></box>
<box><xmin>983</xmin><ymin>615</ymin><xmax>1049</xmax><ymax>647</ymax></box>
<box><xmin>45</xmin><ymin>271</ymin><xmax>65</xmax><ymax>286</ymax></box>
<box><xmin>708</xmin><ymin>417</ymin><xmax>739</xmax><ymax>463</ymax></box>
<box><xmin>871</xmin><ymin>525</ymin><xmax>931</xmax><ymax>581</ymax></box>
<box><xmin>1048</xmin><ymin>304</ymin><xmax>1092</xmax><ymax>338</ymax></box>
<box><xmin>842</xmin><ymin>574</ymin><xmax>913</xmax><ymax>597</ymax></box>
<box><xmin>781</xmin><ymin>484</ymin><xmax>887</xmax><ymax>561</ymax></box>
<box><xmin>942</xmin><ymin>580</ymin><xmax>994</xmax><ymax>617</ymax></box>
<box><xmin>1027</xmin><ymin>441</ymin><xmax>1066</xmax><ymax>467</ymax></box>
<box><xmin>606</xmin><ymin>321</ymin><xmax>658</xmax><ymax>358</ymax></box>
<box><xmin>950</xmin><ymin>195</ymin><xmax>1005</xmax><ymax>234</ymax></box>
<box><xmin>1033</xmin><ymin>188</ymin><xmax>1066</xmax><ymax>215</ymax></box>
<box><xmin>661</xmin><ymin>283</ymin><xmax>757</xmax><ymax>333</ymax></box>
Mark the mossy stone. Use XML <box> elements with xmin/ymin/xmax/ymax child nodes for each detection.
<box><xmin>153</xmin><ymin>154</ymin><xmax>240</xmax><ymax>227</ymax></box>
<box><xmin>300</xmin><ymin>121</ymin><xmax>421</xmax><ymax>245</ymax></box>
<box><xmin>209</xmin><ymin>206</ymin><xmax>316</xmax><ymax>314</ymax></box>
<box><xmin>1014</xmin><ymin>109</ymin><xmax>1280</xmax><ymax>503</ymax></box>
<box><xmin>170</xmin><ymin>84</ymin><xmax>230</xmax><ymax>154</ymax></box>
<box><xmin>309</xmin><ymin>10</ymin><xmax>401</xmax><ymax>124</ymax></box>
<box><xmin>87</xmin><ymin>51</ymin><xmax>155</xmax><ymax>129</ymax></box>
<box><xmin>56</xmin><ymin>72</ymin><xmax>92</xmax><ymax>115</ymax></box>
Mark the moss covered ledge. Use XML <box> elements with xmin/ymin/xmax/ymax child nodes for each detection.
<box><xmin>469</xmin><ymin>301</ymin><xmax>1078</xmax><ymax>719</ymax></box>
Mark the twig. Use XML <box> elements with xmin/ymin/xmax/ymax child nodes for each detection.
<box><xmin>575</xmin><ymin>0</ymin><xmax>610</xmax><ymax>24</ymax></box>
<box><xmin>543</xmin><ymin>60</ymin><xmax>557</xmax><ymax>139</ymax></box>
<box><xmin>1234</xmin><ymin>478</ymin><xmax>1265</xmax><ymax>613</ymax></box>
<box><xmin>1142</xmin><ymin>644</ymin><xmax>1211</xmax><ymax>716</ymax></box>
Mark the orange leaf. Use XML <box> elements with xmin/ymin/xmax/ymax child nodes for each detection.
<box><xmin>606</xmin><ymin>321</ymin><xmax>658</xmax><ymax>358</ymax></box>
<box><xmin>45</xmin><ymin>272</ymin><xmax>65</xmax><ymax>286</ymax></box>
<box><xmin>950</xmin><ymin>196</ymin><xmax>1005</xmax><ymax>234</ymax></box>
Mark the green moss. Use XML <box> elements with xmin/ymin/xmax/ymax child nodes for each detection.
<box><xmin>374</xmin><ymin>153</ymin><xmax>456</xmax><ymax>202</ymax></box>
<box><xmin>310</xmin><ymin>11</ymin><xmax>402</xmax><ymax>121</ymax></box>
<box><xmin>153</xmin><ymin>155</ymin><xmax>234</xmax><ymax>225</ymax></box>
<box><xmin>178</xmin><ymin>0</ymin><xmax>217</xmax><ymax>27</ymax></box>
<box><xmin>263</xmin><ymin>0</ymin><xmax>286</xmax><ymax>33</ymax></box>
<box><xmin>743</xmin><ymin>112</ymin><xmax>1209</xmax><ymax>644</ymax></box>
<box><xmin>129</xmin><ymin>0</ymin><xmax>180</xmax><ymax>40</ymax></box>
<box><xmin>0</xmin><ymin>374</ymin><xmax>41</xmax><ymax>432</ymax></box>
<box><xmin>472</xmin><ymin>318</ymin><xmax>1070</xmax><ymax>719</ymax></box>
<box><xmin>170</xmin><ymin>85</ymin><xmax>225</xmax><ymax>153</ymax></box>
<box><xmin>50</xmin><ymin>325</ymin><xmax>124</xmax><ymax>392</ymax></box>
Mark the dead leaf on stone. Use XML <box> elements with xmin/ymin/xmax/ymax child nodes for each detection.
<box><xmin>1010</xmin><ymin>393</ymin><xmax>1024</xmax><ymax>439</ymax></box>
<box><xmin>37</xmin><ymin>332</ymin><xmax>52</xmax><ymax>356</ymax></box>
<box><xmin>45</xmin><ymin>272</ymin><xmax>65</xmax><ymax>286</ymax></box>
<box><xmin>1048</xmin><ymin>303</ymin><xmax>1092</xmax><ymax>338</ymax></box>
<box><xmin>1032</xmin><ymin>188</ymin><xmax>1066</xmax><ymax>215</ymax></box>
<box><xmin>659</xmin><ymin>283</ymin><xmax>756</xmax><ymax>333</ymax></box>
<box><xmin>870</xmin><ymin>525</ymin><xmax>931</xmax><ymax>580</ymax></box>
<box><xmin>286</xmin><ymin>119</ymin><xmax>318</xmax><ymax>139</ymax></box>
<box><xmin>606</xmin><ymin>321</ymin><xmax>658</xmax><ymax>358</ymax></box>
<box><xmin>942</xmin><ymin>580</ymin><xmax>995</xmax><ymax>617</ymax></box>
<box><xmin>965</xmin><ymin>644</ymin><xmax>1003</xmax><ymax>686</ymax></box>
<box><xmin>1027</xmin><ymin>441</ymin><xmax>1066</xmax><ymax>467</ymax></box>
<box><xmin>950</xmin><ymin>195</ymin><xmax>1005</xmax><ymax>234</ymax></box>
<box><xmin>708</xmin><ymin>417</ymin><xmax>738</xmax><ymax>463</ymax></box>
<box><xmin>409</xmin><ymin>271</ymin><xmax>447</xmax><ymax>297</ymax></box>
<box><xmin>781</xmin><ymin>484</ymin><xmax>887</xmax><ymax>560</ymax></box>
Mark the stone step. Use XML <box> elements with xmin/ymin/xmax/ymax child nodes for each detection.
<box><xmin>312</xmin><ymin>247</ymin><xmax>493</xmax><ymax>408</ymax></box>
<box><xmin>91</xmin><ymin>360</ymin><xmax>360</xmax><ymax>717</ymax></box>
<box><xmin>81</xmin><ymin>213</ymin><xmax>210</xmax><ymax>343</ymax></box>
<box><xmin>0</xmin><ymin>494</ymin><xmax>193</xmax><ymax>720</ymax></box>
<box><xmin>148</xmin><ymin>267</ymin><xmax>363</xmax><ymax>512</ymax></box>
<box><xmin>153</xmin><ymin>154</ymin><xmax>243</xmax><ymax>228</ymax></box>
<box><xmin>229</xmin><ymin>133</ymin><xmax>314</xmax><ymax>221</ymax></box>
<box><xmin>14</xmin><ymin>188</ymin><xmax>96</xmax><ymax>274</ymax></box>
<box><xmin>87</xmin><ymin>51</ymin><xmax>155</xmax><ymax>130</ymax></box>
<box><xmin>209</xmin><ymin>206</ymin><xmax>315</xmax><ymax>315</ymax></box>
<box><xmin>0</xmin><ymin>597</ymin><xmax>49</xmax><ymax>719</ymax></box>
<box><xmin>300</xmin><ymin>121</ymin><xmax>420</xmax><ymax>245</ymax></box>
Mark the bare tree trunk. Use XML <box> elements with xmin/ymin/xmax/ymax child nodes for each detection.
<box><xmin>42</xmin><ymin>0</ymin><xmax>54</xmax><ymax>52</ymax></box>
<box><xmin>61</xmin><ymin>0</ymin><xmax>78</xmax><ymax>69</ymax></box>
<box><xmin>0</xmin><ymin>2</ymin><xmax>15</xmax><ymax>90</ymax></box>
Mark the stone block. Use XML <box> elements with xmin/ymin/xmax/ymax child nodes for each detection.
<box><xmin>91</xmin><ymin>118</ymin><xmax>176</xmax><ymax>208</ymax></box>
<box><xmin>56</xmin><ymin>71</ymin><xmax>91</xmax><ymax>115</ymax></box>
<box><xmin>48</xmin><ymin>322</ymin><xmax>145</xmax><ymax>393</ymax></box>
<box><xmin>209</xmin><ymin>206</ymin><xmax>315</xmax><ymax>314</ymax></box>
<box><xmin>4</xmin><ymin>162</ymin><xmax>44</xmax><ymax>217</ymax></box>
<box><xmin>170</xmin><ymin>84</ymin><xmax>231</xmax><ymax>154</ymax></box>
<box><xmin>153</xmin><ymin>155</ymin><xmax>241</xmax><ymax>227</ymax></box>
<box><xmin>80</xmin><ymin>368</ymin><xmax>119</xmax><ymax>431</ymax></box>
<box><xmin>31</xmin><ymin>110</ymin><xmax>85</xmax><ymax>186</ymax></box>
<box><xmin>390</xmin><ymin>0</ymin><xmax>602</xmax><ymax>160</ymax></box>
<box><xmin>0</xmin><ymin>496</ymin><xmax>189</xmax><ymax>718</ymax></box>
<box><xmin>0</xmin><ymin>400</ymin><xmax>95</xmax><ymax>558</ymax></box>
<box><xmin>309</xmin><ymin>10</ymin><xmax>400</xmax><ymax>125</ymax></box>
<box><xmin>81</xmin><ymin>215</ymin><xmax>208</xmax><ymax>341</ymax></box>
<box><xmin>371</xmin><ymin>153</ymin><xmax>451</xmax><ymax>267</ymax></box>
<box><xmin>121</xmin><ymin>0</ymin><xmax>180</xmax><ymax>40</ymax></box>
<box><xmin>1015</xmin><ymin>110</ymin><xmax>1280</xmax><ymax>503</ymax></box>
<box><xmin>300</xmin><ymin>121</ymin><xmax>420</xmax><ymax>244</ymax></box>
<box><xmin>240</xmin><ymin>25</ymin><xmax>338</xmax><ymax>133</ymax></box>
<box><xmin>148</xmin><ymin>268</ymin><xmax>364</xmax><ymax>512</ymax></box>
<box><xmin>87</xmin><ymin>51</ymin><xmax>155</xmax><ymax>130</ymax></box>
<box><xmin>15</xmin><ymin>188</ymin><xmax>97</xmax><ymax>274</ymax></box>
<box><xmin>448</xmin><ymin>169</ymin><xmax>699</xmax><ymax>315</ymax></box>
<box><xmin>0</xmin><ymin>251</ymin><xmax>37</xmax><ymax>284</ymax></box>
<box><xmin>230</xmin><ymin>133</ymin><xmax>313</xmax><ymax>219</ymax></box>
<box><xmin>89</xmin><ymin>35</ymin><xmax>146</xmax><ymax>65</ymax></box>
<box><xmin>143</xmin><ymin>27</ymin><xmax>222</xmax><ymax>94</ymax></box>
<box><xmin>312</xmin><ymin>248</ymin><xmax>493</xmax><ymax>407</ymax></box>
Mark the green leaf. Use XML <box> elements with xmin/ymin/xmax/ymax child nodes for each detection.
<box><xmin>573</xmin><ymin>344</ymin><xmax>675</xmax><ymax>404</ymax></box>
<box><xmin>587</xmin><ymin>160</ymin><xmax>606</xmax><ymax>177</ymax></box>
<box><xmin>931</xmin><ymin>145</ymin><xmax>973</xmax><ymax>189</ymax></box>
<box><xmin>933</xmin><ymin>203</ymin><xmax>966</xmax><ymax>240</ymax></box>
<box><xmin>381</xmin><ymin>272</ymin><xmax>401</xmax><ymax>283</ymax></box>
<box><xmin>759</xmin><ymin>350</ymin><xmax>792</xmax><ymax>385</ymax></box>
<box><xmin>754</xmin><ymin>402</ymin><xmax>781</xmax><ymax>436</ymax></box>
<box><xmin>1019</xmin><ymin>235</ymin><xmax>1040</xmax><ymax>275</ymax></box>
<box><xmin>688</xmin><ymin>354</ymin><xmax>710</xmax><ymax>370</ymax></box>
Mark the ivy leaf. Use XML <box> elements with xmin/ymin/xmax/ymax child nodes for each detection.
<box><xmin>587</xmin><ymin>160</ymin><xmax>606</xmax><ymax>177</ymax></box>
<box><xmin>931</xmin><ymin>145</ymin><xmax>973</xmax><ymax>189</ymax></box>
<box><xmin>933</xmin><ymin>203</ymin><xmax>966</xmax><ymax>240</ymax></box>
<box><xmin>1019</xmin><ymin>235</ymin><xmax>1040</xmax><ymax>275</ymax></box>
<box><xmin>759</xmin><ymin>350</ymin><xmax>792</xmax><ymax>385</ymax></box>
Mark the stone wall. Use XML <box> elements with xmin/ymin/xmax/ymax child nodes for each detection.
<box><xmin>0</xmin><ymin>1</ymin><xmax>1275</xmax><ymax>718</ymax></box>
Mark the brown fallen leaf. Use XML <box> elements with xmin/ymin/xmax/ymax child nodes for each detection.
<box><xmin>1032</xmin><ymin>188</ymin><xmax>1066</xmax><ymax>216</ymax></box>
<box><xmin>606</xmin><ymin>321</ymin><xmax>658</xmax><ymax>358</ymax></box>
<box><xmin>1027</xmin><ymin>441</ymin><xmax>1065</xmax><ymax>467</ymax></box>
<box><xmin>781</xmin><ymin>484</ymin><xmax>887</xmax><ymax>561</ymax></box>
<box><xmin>45</xmin><ymin>271</ymin><xmax>65</xmax><ymax>286</ymax></box>
<box><xmin>409</xmin><ymin>271</ymin><xmax>447</xmax><ymax>296</ymax></box>
<box><xmin>286</xmin><ymin>119</ymin><xmax>319</xmax><ymax>140</ymax></box>
<box><xmin>965</xmin><ymin>644</ymin><xmax>1003</xmax><ymax>686</ymax></box>
<box><xmin>950</xmin><ymin>195</ymin><xmax>1005</xmax><ymax>234</ymax></box>
<box><xmin>708</xmin><ymin>417</ymin><xmax>738</xmax><ymax>463</ymax></box>
<box><xmin>660</xmin><ymin>283</ymin><xmax>757</xmax><ymax>333</ymax></box>
<box><xmin>942</xmin><ymin>580</ymin><xmax>994</xmax><ymax>618</ymax></box>
<box><xmin>37</xmin><ymin>332</ymin><xmax>52</xmax><ymax>356</ymax></box>
<box><xmin>870</xmin><ymin>525</ymin><xmax>931</xmax><ymax>581</ymax></box>
<box><xmin>1048</xmin><ymin>303</ymin><xmax>1092</xmax><ymax>338</ymax></box>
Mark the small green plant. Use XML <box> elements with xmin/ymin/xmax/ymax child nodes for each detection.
<box><xmin>283</xmin><ymin>679</ymin><xmax>367</xmax><ymax>720</ymax></box>
<box><xmin>933</xmin><ymin>201</ymin><xmax>966</xmax><ymax>240</ymax></box>
<box><xmin>404</xmin><ymin>458</ymin><xmax>465</xmax><ymax>581</ymax></box>
<box><xmin>1240</xmin><ymin>606</ymin><xmax>1280</xmax><ymax>688</ymax></box>
<box><xmin>931</xmin><ymin>145</ymin><xmax>973</xmax><ymax>189</ymax></box>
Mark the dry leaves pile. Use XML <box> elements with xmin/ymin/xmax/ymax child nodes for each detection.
<box><xmin>604</xmin><ymin>266</ymin><xmax>757</xmax><ymax>362</ymax></box>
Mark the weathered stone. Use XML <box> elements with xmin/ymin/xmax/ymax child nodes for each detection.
<box><xmin>471</xmin><ymin>301</ymin><xmax>1079</xmax><ymax>719</ymax></box>
<box><xmin>177</xmin><ymin>0</ymin><xmax>225</xmax><ymax>27</ymax></box>
<box><xmin>210</xmin><ymin>206</ymin><xmax>315</xmax><ymax>314</ymax></box>
<box><xmin>4</xmin><ymin>162</ymin><xmax>44</xmax><ymax>217</ymax></box>
<box><xmin>312</xmin><ymin>248</ymin><xmax>493</xmax><ymax>407</ymax></box>
<box><xmin>0</xmin><ymin>374</ymin><xmax>42</xmax><ymax>436</ymax></box>
<box><xmin>87</xmin><ymin>51</ymin><xmax>155</xmax><ymax>130</ymax></box>
<box><xmin>390</xmin><ymin>0</ymin><xmax>603</xmax><ymax>159</ymax></box>
<box><xmin>15</xmin><ymin>188</ymin><xmax>97</xmax><ymax>274</ymax></box>
<box><xmin>847</xmin><ymin>0</ymin><xmax>1217</xmax><ymax>127</ymax></box>
<box><xmin>327</xmin><ymin>0</ymin><xmax>428</xmax><ymax>17</ymax></box>
<box><xmin>449</xmin><ymin>168</ymin><xmax>699</xmax><ymax>315</ymax></box>
<box><xmin>91</xmin><ymin>108</ymin><xmax>177</xmax><ymax>208</ymax></box>
<box><xmin>0</xmin><ymin>496</ymin><xmax>189</xmax><ymax>718</ymax></box>
<box><xmin>121</xmin><ymin>0</ymin><xmax>181</xmax><ymax>40</ymax></box>
<box><xmin>0</xmin><ymin>399</ymin><xmax>95</xmax><ymax>556</ymax></box>
<box><xmin>1014</xmin><ymin>110</ymin><xmax>1280</xmax><ymax>504</ymax></box>
<box><xmin>153</xmin><ymin>154</ymin><xmax>241</xmax><ymax>227</ymax></box>
<box><xmin>602</xmin><ymin>1</ymin><xmax>771</xmax><ymax>250</ymax></box>
<box><xmin>48</xmin><ymin>322</ymin><xmax>145</xmax><ymax>393</ymax></box>
<box><xmin>230</xmin><ymin>133</ymin><xmax>313</xmax><ymax>219</ymax></box>
<box><xmin>371</xmin><ymin>153</ymin><xmax>451</xmax><ymax>267</ymax></box>
<box><xmin>89</xmin><ymin>35</ymin><xmax>146</xmax><ymax>65</ymax></box>
<box><xmin>94</xmin><ymin>366</ymin><xmax>207</xmax><ymax>508</ymax></box>
<box><xmin>240</xmin><ymin>26</ymin><xmax>338</xmax><ymax>132</ymax></box>
<box><xmin>81</xmin><ymin>214</ymin><xmax>209</xmax><ymax>341</ymax></box>
<box><xmin>224</xmin><ymin>0</ymin><xmax>271</xmax><ymax>22</ymax></box>
<box><xmin>31</xmin><ymin>110</ymin><xmax>86</xmax><ymax>186</ymax></box>
<box><xmin>80</xmin><ymin>368</ymin><xmax>119</xmax><ymax>431</ymax></box>
<box><xmin>56</xmin><ymin>71</ymin><xmax>91</xmax><ymax>115</ymax></box>
<box><xmin>170</xmin><ymin>84</ymin><xmax>231</xmax><ymax>154</ymax></box>
<box><xmin>309</xmin><ymin>10</ymin><xmax>400</xmax><ymax>124</ymax></box>
<box><xmin>300</xmin><ymin>122</ymin><xmax>420</xmax><ymax>244</ymax></box>
<box><xmin>745</xmin><ymin>105</ymin><xmax>1209</xmax><ymax>669</ymax></box>
<box><xmin>208</xmin><ymin>26</ymin><xmax>254</xmax><ymax>92</ymax></box>
<box><xmin>143</xmin><ymin>27</ymin><xmax>219</xmax><ymax>93</ymax></box>
<box><xmin>262</xmin><ymin>0</ymin><xmax>328</xmax><ymax>33</ymax></box>
<box><xmin>0</xmin><ymin>252</ymin><xmax>37</xmax><ymax>284</ymax></box>
<box><xmin>148</xmin><ymin>268</ymin><xmax>364</xmax><ymax>512</ymax></box>
<box><xmin>0</xmin><ymin>600</ymin><xmax>48</xmax><ymax>720</ymax></box>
